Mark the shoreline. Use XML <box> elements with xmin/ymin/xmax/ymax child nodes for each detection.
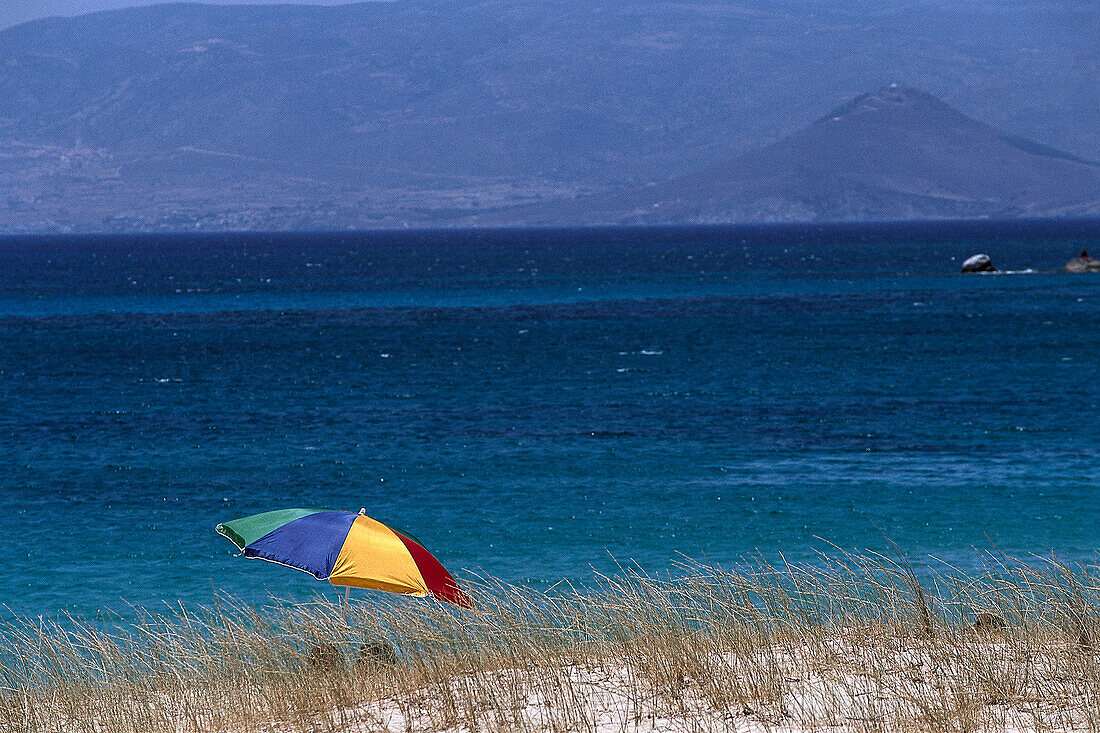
<box><xmin>3</xmin><ymin>214</ymin><xmax>1100</xmax><ymax>241</ymax></box>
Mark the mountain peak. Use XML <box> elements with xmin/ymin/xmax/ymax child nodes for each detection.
<box><xmin>511</xmin><ymin>87</ymin><xmax>1100</xmax><ymax>225</ymax></box>
<box><xmin>817</xmin><ymin>85</ymin><xmax>954</xmax><ymax>124</ymax></box>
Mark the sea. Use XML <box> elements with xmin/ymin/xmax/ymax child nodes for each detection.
<box><xmin>1</xmin><ymin>221</ymin><xmax>1097</xmax><ymax>619</ymax></box>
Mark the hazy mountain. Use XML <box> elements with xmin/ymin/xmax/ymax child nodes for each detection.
<box><xmin>0</xmin><ymin>1</ymin><xmax>1096</xmax><ymax>232</ymax></box>
<box><xmin>497</xmin><ymin>87</ymin><xmax>1100</xmax><ymax>225</ymax></box>
<box><xmin>0</xmin><ymin>1</ymin><xmax>366</xmax><ymax>31</ymax></box>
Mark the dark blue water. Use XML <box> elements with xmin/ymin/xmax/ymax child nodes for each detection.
<box><xmin>1</xmin><ymin>223</ymin><xmax>1098</xmax><ymax>618</ymax></box>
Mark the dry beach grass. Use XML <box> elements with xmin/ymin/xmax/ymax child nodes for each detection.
<box><xmin>3</xmin><ymin>549</ymin><xmax>1100</xmax><ymax>732</ymax></box>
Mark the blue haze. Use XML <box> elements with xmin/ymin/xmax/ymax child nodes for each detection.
<box><xmin>0</xmin><ymin>223</ymin><xmax>1098</xmax><ymax>618</ymax></box>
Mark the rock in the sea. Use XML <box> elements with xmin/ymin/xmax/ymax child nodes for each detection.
<box><xmin>960</xmin><ymin>254</ymin><xmax>996</xmax><ymax>273</ymax></box>
<box><xmin>1065</xmin><ymin>249</ymin><xmax>1100</xmax><ymax>273</ymax></box>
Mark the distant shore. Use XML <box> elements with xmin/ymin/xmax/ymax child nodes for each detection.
<box><xmin>4</xmin><ymin>213</ymin><xmax>1100</xmax><ymax>240</ymax></box>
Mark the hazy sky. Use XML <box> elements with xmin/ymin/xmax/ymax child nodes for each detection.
<box><xmin>0</xmin><ymin>1</ymin><xmax>372</xmax><ymax>30</ymax></box>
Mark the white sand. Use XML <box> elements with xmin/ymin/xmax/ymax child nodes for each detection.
<box><xmin>309</xmin><ymin>638</ymin><xmax>1094</xmax><ymax>732</ymax></box>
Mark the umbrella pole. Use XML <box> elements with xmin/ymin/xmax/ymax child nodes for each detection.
<box><xmin>343</xmin><ymin>585</ymin><xmax>350</xmax><ymax>624</ymax></box>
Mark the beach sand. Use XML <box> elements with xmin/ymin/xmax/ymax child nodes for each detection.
<box><xmin>313</xmin><ymin>635</ymin><xmax>1094</xmax><ymax>732</ymax></box>
<box><xmin>11</xmin><ymin>557</ymin><xmax>1100</xmax><ymax>732</ymax></box>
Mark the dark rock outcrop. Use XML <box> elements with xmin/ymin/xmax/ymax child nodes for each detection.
<box><xmin>971</xmin><ymin>612</ymin><xmax>1007</xmax><ymax>635</ymax></box>
<box><xmin>357</xmin><ymin>640</ymin><xmax>399</xmax><ymax>669</ymax></box>
<box><xmin>961</xmin><ymin>254</ymin><xmax>996</xmax><ymax>273</ymax></box>
<box><xmin>1065</xmin><ymin>250</ymin><xmax>1100</xmax><ymax>273</ymax></box>
<box><xmin>306</xmin><ymin>642</ymin><xmax>345</xmax><ymax>672</ymax></box>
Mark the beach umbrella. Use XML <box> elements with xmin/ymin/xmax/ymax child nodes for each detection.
<box><xmin>216</xmin><ymin>508</ymin><xmax>472</xmax><ymax>608</ymax></box>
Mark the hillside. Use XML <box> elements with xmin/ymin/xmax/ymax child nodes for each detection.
<box><xmin>0</xmin><ymin>1</ymin><xmax>1096</xmax><ymax>231</ymax></box>
<box><xmin>498</xmin><ymin>86</ymin><xmax>1100</xmax><ymax>225</ymax></box>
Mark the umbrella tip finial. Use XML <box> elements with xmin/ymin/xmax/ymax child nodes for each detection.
<box><xmin>358</xmin><ymin>507</ymin><xmax>366</xmax><ymax>515</ymax></box>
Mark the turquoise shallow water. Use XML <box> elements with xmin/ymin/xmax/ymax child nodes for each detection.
<box><xmin>0</xmin><ymin>223</ymin><xmax>1097</xmax><ymax>618</ymax></box>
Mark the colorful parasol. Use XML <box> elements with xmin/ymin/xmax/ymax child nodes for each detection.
<box><xmin>216</xmin><ymin>508</ymin><xmax>472</xmax><ymax>608</ymax></box>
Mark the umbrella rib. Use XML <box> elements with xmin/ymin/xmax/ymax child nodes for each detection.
<box><xmin>214</xmin><ymin>525</ymin><xmax>246</xmax><ymax>555</ymax></box>
<box><xmin>242</xmin><ymin>551</ymin><xmax>330</xmax><ymax>581</ymax></box>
